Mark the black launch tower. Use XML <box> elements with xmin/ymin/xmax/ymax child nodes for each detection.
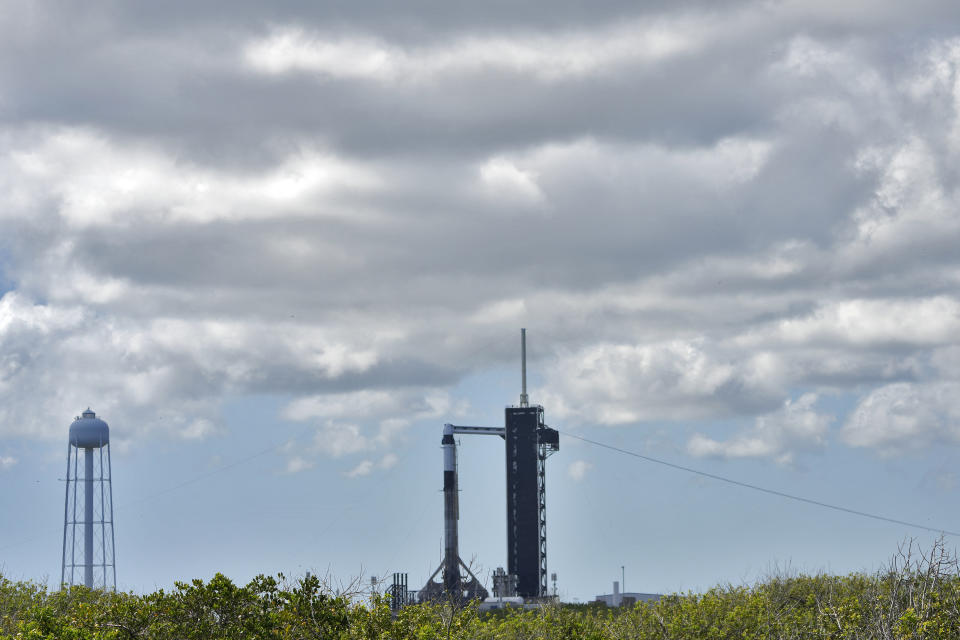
<box><xmin>505</xmin><ymin>405</ymin><xmax>558</xmax><ymax>597</ymax></box>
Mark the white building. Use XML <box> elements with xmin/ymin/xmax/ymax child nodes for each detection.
<box><xmin>595</xmin><ymin>581</ymin><xmax>661</xmax><ymax>607</ymax></box>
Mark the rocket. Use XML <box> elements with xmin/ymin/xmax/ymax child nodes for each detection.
<box><xmin>442</xmin><ymin>423</ymin><xmax>461</xmax><ymax>593</ymax></box>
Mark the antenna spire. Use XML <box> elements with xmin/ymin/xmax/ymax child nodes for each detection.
<box><xmin>520</xmin><ymin>328</ymin><xmax>529</xmax><ymax>407</ymax></box>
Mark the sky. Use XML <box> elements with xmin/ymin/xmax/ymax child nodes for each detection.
<box><xmin>2</xmin><ymin>0</ymin><xmax>960</xmax><ymax>602</ymax></box>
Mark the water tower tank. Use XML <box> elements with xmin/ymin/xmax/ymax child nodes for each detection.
<box><xmin>69</xmin><ymin>409</ymin><xmax>110</xmax><ymax>448</ymax></box>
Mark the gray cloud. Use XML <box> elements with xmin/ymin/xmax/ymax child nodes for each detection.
<box><xmin>1</xmin><ymin>1</ymin><xmax>960</xmax><ymax>465</ymax></box>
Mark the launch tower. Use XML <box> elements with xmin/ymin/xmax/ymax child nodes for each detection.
<box><xmin>419</xmin><ymin>329</ymin><xmax>558</xmax><ymax>602</ymax></box>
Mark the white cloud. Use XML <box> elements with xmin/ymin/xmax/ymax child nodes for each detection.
<box><xmin>285</xmin><ymin>456</ymin><xmax>313</xmax><ymax>474</ymax></box>
<box><xmin>770</xmin><ymin>297</ymin><xmax>960</xmax><ymax>347</ymax></box>
<box><xmin>472</xmin><ymin>135</ymin><xmax>772</xmax><ymax>213</ymax></box>
<box><xmin>520</xmin><ymin>135</ymin><xmax>774</xmax><ymax>198</ymax></box>
<box><xmin>774</xmin><ymin>35</ymin><xmax>851</xmax><ymax>79</ymax></box>
<box><xmin>842</xmin><ymin>382</ymin><xmax>960</xmax><ymax>454</ymax></box>
<box><xmin>0</xmin><ymin>290</ymin><xmax>387</xmax><ymax>442</ymax></box>
<box><xmin>243</xmin><ymin>19</ymin><xmax>702</xmax><ymax>83</ymax></box>
<box><xmin>284</xmin><ymin>390</ymin><xmax>462</xmax><ymax>447</ymax></box>
<box><xmin>687</xmin><ymin>394</ymin><xmax>833</xmax><ymax>464</ymax></box>
<box><xmin>279</xmin><ymin>390</ymin><xmax>465</xmax><ymax>472</ymax></box>
<box><xmin>0</xmin><ymin>455</ymin><xmax>17</xmax><ymax>470</ymax></box>
<box><xmin>346</xmin><ymin>459</ymin><xmax>374</xmax><ymax>478</ymax></box>
<box><xmin>379</xmin><ymin>453</ymin><xmax>399</xmax><ymax>470</ymax></box>
<box><xmin>469</xmin><ymin>298</ymin><xmax>527</xmax><ymax>324</ymax></box>
<box><xmin>540</xmin><ymin>340</ymin><xmax>780</xmax><ymax>425</ymax></box>
<box><xmin>0</xmin><ymin>290</ymin><xmax>83</xmax><ymax>337</ymax></box>
<box><xmin>180</xmin><ymin>418</ymin><xmax>219</xmax><ymax>441</ymax></box>
<box><xmin>2</xmin><ymin>128</ymin><xmax>381</xmax><ymax>229</ymax></box>
<box><xmin>567</xmin><ymin>459</ymin><xmax>592</xmax><ymax>481</ymax></box>
<box><xmin>311</xmin><ymin>422</ymin><xmax>372</xmax><ymax>458</ymax></box>
<box><xmin>478</xmin><ymin>157</ymin><xmax>545</xmax><ymax>207</ymax></box>
<box><xmin>284</xmin><ymin>390</ymin><xmax>419</xmax><ymax>422</ymax></box>
<box><xmin>906</xmin><ymin>39</ymin><xmax>960</xmax><ymax>151</ymax></box>
<box><xmin>840</xmin><ymin>137</ymin><xmax>960</xmax><ymax>269</ymax></box>
<box><xmin>342</xmin><ymin>453</ymin><xmax>397</xmax><ymax>478</ymax></box>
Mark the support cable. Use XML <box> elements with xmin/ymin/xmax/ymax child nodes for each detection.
<box><xmin>560</xmin><ymin>430</ymin><xmax>960</xmax><ymax>538</ymax></box>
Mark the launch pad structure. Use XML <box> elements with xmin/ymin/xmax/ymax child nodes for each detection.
<box><xmin>417</xmin><ymin>329</ymin><xmax>559</xmax><ymax>604</ymax></box>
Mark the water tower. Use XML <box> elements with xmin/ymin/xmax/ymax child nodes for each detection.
<box><xmin>61</xmin><ymin>409</ymin><xmax>116</xmax><ymax>589</ymax></box>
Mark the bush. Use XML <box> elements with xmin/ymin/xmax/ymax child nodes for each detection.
<box><xmin>3</xmin><ymin>539</ymin><xmax>959</xmax><ymax>639</ymax></box>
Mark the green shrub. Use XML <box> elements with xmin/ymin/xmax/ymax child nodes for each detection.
<box><xmin>3</xmin><ymin>539</ymin><xmax>958</xmax><ymax>639</ymax></box>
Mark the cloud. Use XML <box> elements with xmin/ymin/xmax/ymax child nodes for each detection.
<box><xmin>1</xmin><ymin>128</ymin><xmax>382</xmax><ymax>232</ymax></box>
<box><xmin>379</xmin><ymin>453</ymin><xmax>399</xmax><ymax>470</ymax></box>
<box><xmin>0</xmin><ymin>1</ymin><xmax>960</xmax><ymax>465</ymax></box>
<box><xmin>242</xmin><ymin>20</ymin><xmax>701</xmax><ymax>83</ymax></box>
<box><xmin>540</xmin><ymin>340</ymin><xmax>782</xmax><ymax>425</ymax></box>
<box><xmin>285</xmin><ymin>456</ymin><xmax>313</xmax><ymax>474</ymax></box>
<box><xmin>278</xmin><ymin>390</ymin><xmax>465</xmax><ymax>472</ymax></box>
<box><xmin>567</xmin><ymin>460</ymin><xmax>593</xmax><ymax>481</ymax></box>
<box><xmin>687</xmin><ymin>394</ymin><xmax>833</xmax><ymax>464</ymax></box>
<box><xmin>842</xmin><ymin>382</ymin><xmax>960</xmax><ymax>454</ymax></box>
<box><xmin>343</xmin><ymin>452</ymin><xmax>399</xmax><ymax>478</ymax></box>
<box><xmin>180</xmin><ymin>418</ymin><xmax>219</xmax><ymax>441</ymax></box>
<box><xmin>768</xmin><ymin>297</ymin><xmax>960</xmax><ymax>347</ymax></box>
<box><xmin>0</xmin><ymin>455</ymin><xmax>17</xmax><ymax>470</ymax></box>
<box><xmin>478</xmin><ymin>157</ymin><xmax>545</xmax><ymax>207</ymax></box>
<box><xmin>310</xmin><ymin>422</ymin><xmax>372</xmax><ymax>458</ymax></box>
<box><xmin>346</xmin><ymin>460</ymin><xmax>374</xmax><ymax>478</ymax></box>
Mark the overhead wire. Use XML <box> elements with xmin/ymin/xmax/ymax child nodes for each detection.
<box><xmin>559</xmin><ymin>429</ymin><xmax>960</xmax><ymax>538</ymax></box>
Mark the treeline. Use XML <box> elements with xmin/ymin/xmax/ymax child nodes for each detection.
<box><xmin>3</xmin><ymin>540</ymin><xmax>959</xmax><ymax>639</ymax></box>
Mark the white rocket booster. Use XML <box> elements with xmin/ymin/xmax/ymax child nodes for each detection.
<box><xmin>442</xmin><ymin>423</ymin><xmax>461</xmax><ymax>592</ymax></box>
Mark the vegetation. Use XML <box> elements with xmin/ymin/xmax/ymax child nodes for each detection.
<box><xmin>3</xmin><ymin>539</ymin><xmax>960</xmax><ymax>639</ymax></box>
